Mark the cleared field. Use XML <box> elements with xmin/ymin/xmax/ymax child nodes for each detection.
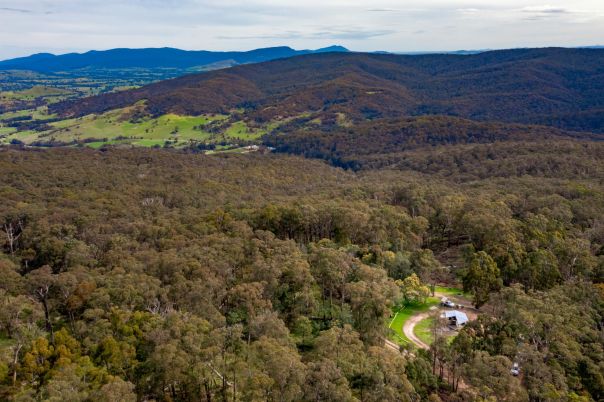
<box><xmin>43</xmin><ymin>112</ymin><xmax>226</xmax><ymax>141</ymax></box>
<box><xmin>0</xmin><ymin>104</ymin><xmax>312</xmax><ymax>149</ymax></box>
<box><xmin>434</xmin><ymin>285</ymin><xmax>469</xmax><ymax>297</ymax></box>
<box><xmin>224</xmin><ymin>120</ymin><xmax>266</xmax><ymax>140</ymax></box>
<box><xmin>0</xmin><ymin>107</ymin><xmax>274</xmax><ymax>148</ymax></box>
<box><xmin>3</xmin><ymin>86</ymin><xmax>72</xmax><ymax>100</ymax></box>
<box><xmin>0</xmin><ymin>127</ymin><xmax>17</xmax><ymax>136</ymax></box>
<box><xmin>0</xmin><ymin>107</ymin><xmax>55</xmax><ymax>121</ymax></box>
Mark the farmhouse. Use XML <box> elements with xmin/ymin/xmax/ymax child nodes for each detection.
<box><xmin>442</xmin><ymin>310</ymin><xmax>469</xmax><ymax>328</ymax></box>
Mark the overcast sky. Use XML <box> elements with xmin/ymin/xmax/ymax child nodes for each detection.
<box><xmin>1</xmin><ymin>0</ymin><xmax>603</xmax><ymax>59</ymax></box>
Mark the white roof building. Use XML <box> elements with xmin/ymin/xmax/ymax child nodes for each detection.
<box><xmin>442</xmin><ymin>310</ymin><xmax>469</xmax><ymax>327</ymax></box>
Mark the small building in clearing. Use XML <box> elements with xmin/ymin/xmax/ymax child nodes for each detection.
<box><xmin>442</xmin><ymin>310</ymin><xmax>469</xmax><ymax>327</ymax></box>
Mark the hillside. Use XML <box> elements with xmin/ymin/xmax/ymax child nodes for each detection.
<box><xmin>263</xmin><ymin>115</ymin><xmax>600</xmax><ymax>169</ymax></box>
<box><xmin>51</xmin><ymin>48</ymin><xmax>604</xmax><ymax>133</ymax></box>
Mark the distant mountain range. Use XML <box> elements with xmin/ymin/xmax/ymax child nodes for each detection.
<box><xmin>0</xmin><ymin>45</ymin><xmax>349</xmax><ymax>72</ymax></box>
<box><xmin>52</xmin><ymin>47</ymin><xmax>604</xmax><ymax>134</ymax></box>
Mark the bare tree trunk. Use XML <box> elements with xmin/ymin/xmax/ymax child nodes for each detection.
<box><xmin>232</xmin><ymin>374</ymin><xmax>237</xmax><ymax>402</ymax></box>
<box><xmin>12</xmin><ymin>344</ymin><xmax>22</xmax><ymax>385</ymax></box>
<box><xmin>204</xmin><ymin>380</ymin><xmax>212</xmax><ymax>402</ymax></box>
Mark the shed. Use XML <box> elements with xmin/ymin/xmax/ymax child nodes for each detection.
<box><xmin>442</xmin><ymin>310</ymin><xmax>469</xmax><ymax>327</ymax></box>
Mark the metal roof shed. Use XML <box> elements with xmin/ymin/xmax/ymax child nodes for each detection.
<box><xmin>442</xmin><ymin>310</ymin><xmax>469</xmax><ymax>326</ymax></box>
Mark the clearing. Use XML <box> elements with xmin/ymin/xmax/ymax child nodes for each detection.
<box><xmin>388</xmin><ymin>286</ymin><xmax>474</xmax><ymax>349</ymax></box>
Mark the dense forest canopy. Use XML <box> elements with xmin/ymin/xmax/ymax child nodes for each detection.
<box><xmin>263</xmin><ymin>116</ymin><xmax>604</xmax><ymax>172</ymax></box>
<box><xmin>0</xmin><ymin>147</ymin><xmax>602</xmax><ymax>401</ymax></box>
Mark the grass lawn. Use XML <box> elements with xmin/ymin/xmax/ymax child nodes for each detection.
<box><xmin>414</xmin><ymin>316</ymin><xmax>435</xmax><ymax>345</ymax></box>
<box><xmin>388</xmin><ymin>296</ymin><xmax>439</xmax><ymax>345</ymax></box>
<box><xmin>434</xmin><ymin>285</ymin><xmax>469</xmax><ymax>297</ymax></box>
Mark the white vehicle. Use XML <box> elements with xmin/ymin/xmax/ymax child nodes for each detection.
<box><xmin>440</xmin><ymin>298</ymin><xmax>455</xmax><ymax>308</ymax></box>
<box><xmin>440</xmin><ymin>297</ymin><xmax>455</xmax><ymax>308</ymax></box>
<box><xmin>511</xmin><ymin>362</ymin><xmax>520</xmax><ymax>376</ymax></box>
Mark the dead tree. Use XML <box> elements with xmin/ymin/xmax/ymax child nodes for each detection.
<box><xmin>2</xmin><ymin>216</ymin><xmax>26</xmax><ymax>255</ymax></box>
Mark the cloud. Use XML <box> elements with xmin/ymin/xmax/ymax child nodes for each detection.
<box><xmin>0</xmin><ymin>6</ymin><xmax>52</xmax><ymax>15</ymax></box>
<box><xmin>216</xmin><ymin>31</ymin><xmax>302</xmax><ymax>40</ymax></box>
<box><xmin>0</xmin><ymin>7</ymin><xmax>34</xmax><ymax>14</ymax></box>
<box><xmin>367</xmin><ymin>8</ymin><xmax>398</xmax><ymax>12</ymax></box>
<box><xmin>218</xmin><ymin>27</ymin><xmax>396</xmax><ymax>41</ymax></box>
<box><xmin>1</xmin><ymin>0</ymin><xmax>604</xmax><ymax>58</ymax></box>
<box><xmin>311</xmin><ymin>28</ymin><xmax>396</xmax><ymax>40</ymax></box>
<box><xmin>521</xmin><ymin>5</ymin><xmax>570</xmax><ymax>14</ymax></box>
<box><xmin>520</xmin><ymin>4</ymin><xmax>572</xmax><ymax>20</ymax></box>
<box><xmin>457</xmin><ymin>8</ymin><xmax>481</xmax><ymax>15</ymax></box>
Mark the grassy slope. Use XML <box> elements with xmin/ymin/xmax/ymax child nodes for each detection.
<box><xmin>0</xmin><ymin>103</ymin><xmax>318</xmax><ymax>148</ymax></box>
<box><xmin>224</xmin><ymin>121</ymin><xmax>266</xmax><ymax>140</ymax></box>
<box><xmin>0</xmin><ymin>108</ymin><xmax>54</xmax><ymax>120</ymax></box>
<box><xmin>0</xmin><ymin>127</ymin><xmax>16</xmax><ymax>136</ymax></box>
<box><xmin>15</xmin><ymin>86</ymin><xmax>71</xmax><ymax>99</ymax></box>
<box><xmin>0</xmin><ymin>106</ymin><xmax>277</xmax><ymax>147</ymax></box>
<box><xmin>41</xmin><ymin>111</ymin><xmax>227</xmax><ymax>143</ymax></box>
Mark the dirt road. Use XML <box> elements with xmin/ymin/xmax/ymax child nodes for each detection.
<box><xmin>403</xmin><ymin>311</ymin><xmax>431</xmax><ymax>349</ymax></box>
<box><xmin>384</xmin><ymin>338</ymin><xmax>401</xmax><ymax>352</ymax></box>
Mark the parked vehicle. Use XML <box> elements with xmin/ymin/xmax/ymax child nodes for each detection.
<box><xmin>440</xmin><ymin>297</ymin><xmax>455</xmax><ymax>308</ymax></box>
<box><xmin>511</xmin><ymin>362</ymin><xmax>520</xmax><ymax>376</ymax></box>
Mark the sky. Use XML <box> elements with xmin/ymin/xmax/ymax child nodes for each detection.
<box><xmin>1</xmin><ymin>0</ymin><xmax>603</xmax><ymax>60</ymax></box>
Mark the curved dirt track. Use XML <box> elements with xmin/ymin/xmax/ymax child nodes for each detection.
<box><xmin>403</xmin><ymin>311</ymin><xmax>431</xmax><ymax>349</ymax></box>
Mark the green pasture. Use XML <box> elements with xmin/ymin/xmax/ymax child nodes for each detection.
<box><xmin>414</xmin><ymin>316</ymin><xmax>435</xmax><ymax>345</ymax></box>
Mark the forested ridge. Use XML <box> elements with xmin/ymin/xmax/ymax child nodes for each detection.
<box><xmin>263</xmin><ymin>116</ymin><xmax>603</xmax><ymax>172</ymax></box>
<box><xmin>0</xmin><ymin>46</ymin><xmax>349</xmax><ymax>73</ymax></box>
<box><xmin>51</xmin><ymin>48</ymin><xmax>604</xmax><ymax>133</ymax></box>
<box><xmin>0</xmin><ymin>147</ymin><xmax>602</xmax><ymax>401</ymax></box>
